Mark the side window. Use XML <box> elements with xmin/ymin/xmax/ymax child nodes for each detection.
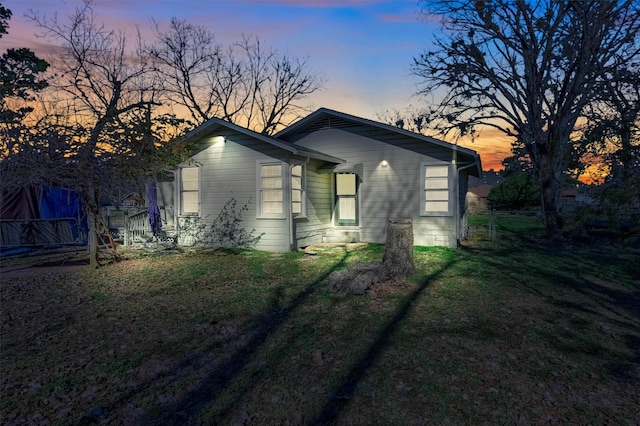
<box><xmin>291</xmin><ymin>164</ymin><xmax>305</xmax><ymax>216</ymax></box>
<box><xmin>180</xmin><ymin>167</ymin><xmax>199</xmax><ymax>215</ymax></box>
<box><xmin>420</xmin><ymin>163</ymin><xmax>452</xmax><ymax>216</ymax></box>
<box><xmin>258</xmin><ymin>162</ymin><xmax>285</xmax><ymax>219</ymax></box>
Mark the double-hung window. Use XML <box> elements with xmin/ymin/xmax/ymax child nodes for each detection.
<box><xmin>258</xmin><ymin>162</ymin><xmax>285</xmax><ymax>218</ymax></box>
<box><xmin>180</xmin><ymin>167</ymin><xmax>199</xmax><ymax>215</ymax></box>
<box><xmin>420</xmin><ymin>163</ymin><xmax>452</xmax><ymax>216</ymax></box>
<box><xmin>335</xmin><ymin>173</ymin><xmax>358</xmax><ymax>225</ymax></box>
<box><xmin>291</xmin><ymin>164</ymin><xmax>305</xmax><ymax>217</ymax></box>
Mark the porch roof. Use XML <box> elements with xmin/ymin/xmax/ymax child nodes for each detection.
<box><xmin>317</xmin><ymin>162</ymin><xmax>364</xmax><ymax>179</ymax></box>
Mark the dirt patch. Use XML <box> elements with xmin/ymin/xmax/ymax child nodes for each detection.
<box><xmin>1</xmin><ymin>264</ymin><xmax>88</xmax><ymax>279</ymax></box>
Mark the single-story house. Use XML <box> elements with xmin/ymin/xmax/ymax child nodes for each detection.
<box><xmin>171</xmin><ymin>108</ymin><xmax>482</xmax><ymax>251</ymax></box>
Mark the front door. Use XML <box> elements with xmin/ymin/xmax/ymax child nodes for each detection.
<box><xmin>335</xmin><ymin>173</ymin><xmax>358</xmax><ymax>226</ymax></box>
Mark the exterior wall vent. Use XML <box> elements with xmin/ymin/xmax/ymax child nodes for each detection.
<box><xmin>305</xmin><ymin>116</ymin><xmax>357</xmax><ymax>132</ymax></box>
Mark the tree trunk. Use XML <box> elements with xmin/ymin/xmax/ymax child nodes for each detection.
<box><xmin>537</xmin><ymin>154</ymin><xmax>564</xmax><ymax>239</ymax></box>
<box><xmin>328</xmin><ymin>219</ymin><xmax>416</xmax><ymax>295</ymax></box>
<box><xmin>85</xmin><ymin>178</ymin><xmax>100</xmax><ymax>269</ymax></box>
<box><xmin>383</xmin><ymin>219</ymin><xmax>416</xmax><ymax>277</ymax></box>
<box><xmin>88</xmin><ymin>209</ymin><xmax>98</xmax><ymax>269</ymax></box>
<box><xmin>541</xmin><ymin>183</ymin><xmax>563</xmax><ymax>239</ymax></box>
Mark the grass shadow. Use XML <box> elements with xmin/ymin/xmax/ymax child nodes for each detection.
<box><xmin>463</xmin><ymin>240</ymin><xmax>640</xmax><ymax>383</ymax></box>
<box><xmin>308</xmin><ymin>255</ymin><xmax>459</xmax><ymax>425</ymax></box>
<box><xmin>137</xmin><ymin>248</ymin><xmax>352</xmax><ymax>424</ymax></box>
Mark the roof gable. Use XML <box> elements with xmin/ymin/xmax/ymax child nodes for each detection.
<box><xmin>276</xmin><ymin>108</ymin><xmax>482</xmax><ymax>176</ymax></box>
<box><xmin>180</xmin><ymin>117</ymin><xmax>343</xmax><ymax>164</ymax></box>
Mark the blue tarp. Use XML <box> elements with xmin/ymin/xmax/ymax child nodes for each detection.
<box><xmin>0</xmin><ymin>185</ymin><xmax>87</xmax><ymax>253</ymax></box>
<box><xmin>38</xmin><ymin>186</ymin><xmax>86</xmax><ymax>241</ymax></box>
<box><xmin>39</xmin><ymin>186</ymin><xmax>80</xmax><ymax>219</ymax></box>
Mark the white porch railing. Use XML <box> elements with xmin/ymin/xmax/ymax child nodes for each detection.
<box><xmin>127</xmin><ymin>210</ymin><xmax>150</xmax><ymax>244</ymax></box>
<box><xmin>126</xmin><ymin>210</ymin><xmax>176</xmax><ymax>244</ymax></box>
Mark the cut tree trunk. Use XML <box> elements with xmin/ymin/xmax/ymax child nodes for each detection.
<box><xmin>328</xmin><ymin>261</ymin><xmax>389</xmax><ymax>295</ymax></box>
<box><xmin>328</xmin><ymin>219</ymin><xmax>415</xmax><ymax>294</ymax></box>
<box><xmin>383</xmin><ymin>219</ymin><xmax>416</xmax><ymax>277</ymax></box>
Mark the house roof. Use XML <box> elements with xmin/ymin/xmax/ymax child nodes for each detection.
<box><xmin>276</xmin><ymin>108</ymin><xmax>482</xmax><ymax>176</ymax></box>
<box><xmin>180</xmin><ymin>117</ymin><xmax>345</xmax><ymax>164</ymax></box>
<box><xmin>468</xmin><ymin>184</ymin><xmax>493</xmax><ymax>198</ymax></box>
<box><xmin>180</xmin><ymin>110</ymin><xmax>483</xmax><ymax>177</ymax></box>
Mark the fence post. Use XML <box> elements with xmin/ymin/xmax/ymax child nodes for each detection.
<box><xmin>490</xmin><ymin>209</ymin><xmax>496</xmax><ymax>240</ymax></box>
<box><xmin>124</xmin><ymin>211</ymin><xmax>129</xmax><ymax>246</ymax></box>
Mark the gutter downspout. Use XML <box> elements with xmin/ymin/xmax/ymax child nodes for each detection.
<box><xmin>455</xmin><ymin>155</ymin><xmax>480</xmax><ymax>246</ymax></box>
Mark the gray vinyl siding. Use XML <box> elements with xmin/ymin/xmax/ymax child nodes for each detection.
<box><xmin>286</xmin><ymin>124</ymin><xmax>464</xmax><ymax>163</ymax></box>
<box><xmin>181</xmin><ymin>130</ymin><xmax>291</xmax><ymax>252</ymax></box>
<box><xmin>293</xmin><ymin>128</ymin><xmax>458</xmax><ymax>247</ymax></box>
<box><xmin>293</xmin><ymin>159</ymin><xmax>333</xmax><ymax>248</ymax></box>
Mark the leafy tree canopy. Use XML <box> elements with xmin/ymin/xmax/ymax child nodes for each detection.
<box><xmin>0</xmin><ymin>3</ymin><xmax>49</xmax><ymax>123</ymax></box>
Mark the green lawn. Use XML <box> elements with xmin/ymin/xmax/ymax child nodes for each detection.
<box><xmin>1</xmin><ymin>240</ymin><xmax>639</xmax><ymax>425</ymax></box>
<box><xmin>468</xmin><ymin>211</ymin><xmax>547</xmax><ymax>240</ymax></box>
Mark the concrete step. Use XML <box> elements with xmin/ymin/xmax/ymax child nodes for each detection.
<box><xmin>323</xmin><ymin>230</ymin><xmax>360</xmax><ymax>243</ymax></box>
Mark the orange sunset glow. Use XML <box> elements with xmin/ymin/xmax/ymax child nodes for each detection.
<box><xmin>455</xmin><ymin>128</ymin><xmax>513</xmax><ymax>172</ymax></box>
<box><xmin>3</xmin><ymin>0</ymin><xmax>514</xmax><ymax>171</ymax></box>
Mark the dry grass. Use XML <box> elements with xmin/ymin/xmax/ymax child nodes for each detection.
<box><xmin>1</xmin><ymin>241</ymin><xmax>639</xmax><ymax>425</ymax></box>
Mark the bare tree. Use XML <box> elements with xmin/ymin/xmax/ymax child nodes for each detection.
<box><xmin>582</xmin><ymin>62</ymin><xmax>640</xmax><ymax>183</ymax></box>
<box><xmin>26</xmin><ymin>0</ymin><xmax>164</xmax><ymax>267</ymax></box>
<box><xmin>151</xmin><ymin>20</ymin><xmax>324</xmax><ymax>134</ymax></box>
<box><xmin>579</xmin><ymin>59</ymin><xmax>640</xmax><ymax>225</ymax></box>
<box><xmin>412</xmin><ymin>0</ymin><xmax>640</xmax><ymax>237</ymax></box>
<box><xmin>376</xmin><ymin>105</ymin><xmax>435</xmax><ymax>136</ymax></box>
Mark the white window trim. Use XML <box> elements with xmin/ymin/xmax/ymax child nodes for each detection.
<box><xmin>334</xmin><ymin>173</ymin><xmax>359</xmax><ymax>226</ymax></box>
<box><xmin>291</xmin><ymin>163</ymin><xmax>307</xmax><ymax>218</ymax></box>
<box><xmin>257</xmin><ymin>160</ymin><xmax>286</xmax><ymax>219</ymax></box>
<box><xmin>420</xmin><ymin>162</ymin><xmax>454</xmax><ymax>217</ymax></box>
<box><xmin>179</xmin><ymin>166</ymin><xmax>200</xmax><ymax>216</ymax></box>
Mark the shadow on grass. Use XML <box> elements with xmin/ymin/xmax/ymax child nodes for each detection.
<box><xmin>308</xmin><ymin>255</ymin><xmax>459</xmax><ymax>425</ymax></box>
<box><xmin>136</xmin><ymin>248</ymin><xmax>352</xmax><ymax>425</ymax></box>
<box><xmin>464</xmin><ymin>241</ymin><xmax>640</xmax><ymax>383</ymax></box>
<box><xmin>605</xmin><ymin>333</ymin><xmax>640</xmax><ymax>383</ymax></box>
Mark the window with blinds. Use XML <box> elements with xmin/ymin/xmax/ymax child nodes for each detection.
<box><xmin>291</xmin><ymin>164</ymin><xmax>305</xmax><ymax>216</ymax></box>
<box><xmin>421</xmin><ymin>164</ymin><xmax>452</xmax><ymax>216</ymax></box>
<box><xmin>258</xmin><ymin>162</ymin><xmax>285</xmax><ymax>218</ymax></box>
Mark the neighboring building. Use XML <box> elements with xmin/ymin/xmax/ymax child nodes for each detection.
<box><xmin>465</xmin><ymin>183</ymin><xmax>580</xmax><ymax>212</ymax></box>
<box><xmin>170</xmin><ymin>108</ymin><xmax>482</xmax><ymax>251</ymax></box>
<box><xmin>466</xmin><ymin>184</ymin><xmax>493</xmax><ymax>211</ymax></box>
<box><xmin>101</xmin><ymin>192</ymin><xmax>146</xmax><ymax>240</ymax></box>
<box><xmin>561</xmin><ymin>186</ymin><xmax>578</xmax><ymax>211</ymax></box>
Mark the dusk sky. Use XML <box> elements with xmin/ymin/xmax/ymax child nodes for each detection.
<box><xmin>2</xmin><ymin>0</ymin><xmax>513</xmax><ymax>170</ymax></box>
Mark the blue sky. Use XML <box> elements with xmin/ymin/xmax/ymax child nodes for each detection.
<box><xmin>2</xmin><ymin>0</ymin><xmax>510</xmax><ymax>169</ymax></box>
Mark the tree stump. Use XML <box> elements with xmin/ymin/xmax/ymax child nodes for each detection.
<box><xmin>328</xmin><ymin>261</ymin><xmax>389</xmax><ymax>295</ymax></box>
<box><xmin>328</xmin><ymin>219</ymin><xmax>415</xmax><ymax>295</ymax></box>
<box><xmin>383</xmin><ymin>219</ymin><xmax>416</xmax><ymax>277</ymax></box>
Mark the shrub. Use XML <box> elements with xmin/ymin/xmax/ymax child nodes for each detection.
<box><xmin>178</xmin><ymin>198</ymin><xmax>264</xmax><ymax>248</ymax></box>
<box><xmin>487</xmin><ymin>171</ymin><xmax>540</xmax><ymax>210</ymax></box>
